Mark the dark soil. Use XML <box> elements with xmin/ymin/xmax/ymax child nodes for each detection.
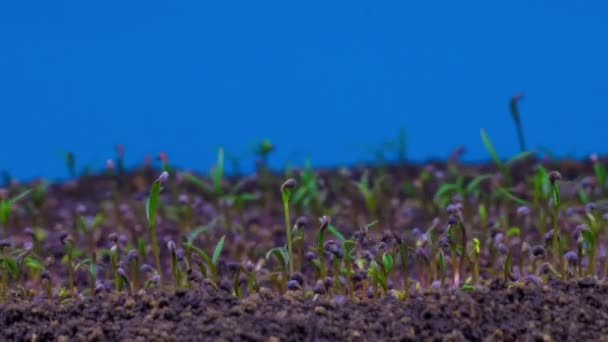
<box><xmin>2</xmin><ymin>279</ymin><xmax>608</xmax><ymax>341</ymax></box>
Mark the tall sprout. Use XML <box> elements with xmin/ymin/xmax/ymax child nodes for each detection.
<box><xmin>280</xmin><ymin>179</ymin><xmax>297</xmax><ymax>275</ymax></box>
<box><xmin>146</xmin><ymin>171</ymin><xmax>168</xmax><ymax>285</ymax></box>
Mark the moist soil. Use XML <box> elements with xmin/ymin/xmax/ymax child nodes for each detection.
<box><xmin>2</xmin><ymin>280</ymin><xmax>608</xmax><ymax>341</ymax></box>
<box><xmin>1</xmin><ymin>159</ymin><xmax>608</xmax><ymax>341</ymax></box>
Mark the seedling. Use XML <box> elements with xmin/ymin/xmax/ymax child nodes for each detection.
<box><xmin>60</xmin><ymin>233</ymin><xmax>76</xmax><ymax>295</ymax></box>
<box><xmin>479</xmin><ymin>128</ymin><xmax>534</xmax><ymax>185</ymax></box>
<box><xmin>280</xmin><ymin>178</ymin><xmax>297</xmax><ymax>274</ymax></box>
<box><xmin>184</xmin><ymin>235</ymin><xmax>225</xmax><ymax>283</ymax></box>
<box><xmin>509</xmin><ymin>92</ymin><xmax>526</xmax><ymax>152</ymax></box>
<box><xmin>548</xmin><ymin>171</ymin><xmax>563</xmax><ymax>274</ymax></box>
<box><xmin>64</xmin><ymin>151</ymin><xmax>76</xmax><ymax>178</ymax></box>
<box><xmin>146</xmin><ymin>171</ymin><xmax>168</xmax><ymax>285</ymax></box>
<box><xmin>0</xmin><ymin>189</ymin><xmax>31</xmax><ymax>237</ymax></box>
<box><xmin>591</xmin><ymin>154</ymin><xmax>606</xmax><ymax>196</ymax></box>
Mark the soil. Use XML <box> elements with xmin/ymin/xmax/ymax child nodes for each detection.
<box><xmin>1</xmin><ymin>158</ymin><xmax>608</xmax><ymax>341</ymax></box>
<box><xmin>2</xmin><ymin>279</ymin><xmax>608</xmax><ymax>341</ymax></box>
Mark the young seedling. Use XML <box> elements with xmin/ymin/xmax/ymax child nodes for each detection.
<box><xmin>60</xmin><ymin>232</ymin><xmax>76</xmax><ymax>295</ymax></box>
<box><xmin>548</xmin><ymin>171</ymin><xmax>563</xmax><ymax>275</ymax></box>
<box><xmin>266</xmin><ymin>246</ymin><xmax>289</xmax><ymax>292</ymax></box>
<box><xmin>509</xmin><ymin>92</ymin><xmax>526</xmax><ymax>152</ymax></box>
<box><xmin>479</xmin><ymin>128</ymin><xmax>534</xmax><ymax>186</ymax></box>
<box><xmin>64</xmin><ymin>151</ymin><xmax>76</xmax><ymax>178</ymax></box>
<box><xmin>185</xmin><ymin>235</ymin><xmax>225</xmax><ymax>283</ymax></box>
<box><xmin>591</xmin><ymin>154</ymin><xmax>606</xmax><ymax>196</ymax></box>
<box><xmin>0</xmin><ymin>189</ymin><xmax>31</xmax><ymax>237</ymax></box>
<box><xmin>316</xmin><ymin>216</ymin><xmax>330</xmax><ymax>279</ymax></box>
<box><xmin>146</xmin><ymin>171</ymin><xmax>168</xmax><ymax>285</ymax></box>
<box><xmin>280</xmin><ymin>178</ymin><xmax>297</xmax><ymax>274</ymax></box>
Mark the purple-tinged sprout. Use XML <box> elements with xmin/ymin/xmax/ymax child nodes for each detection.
<box><xmin>140</xmin><ymin>263</ymin><xmax>156</xmax><ymax>274</ymax></box>
<box><xmin>532</xmin><ymin>245</ymin><xmax>546</xmax><ymax>258</ymax></box>
<box><xmin>243</xmin><ymin>260</ymin><xmax>255</xmax><ymax>273</ymax></box>
<box><xmin>176</xmin><ymin>248</ymin><xmax>185</xmax><ymax>262</ymax></box>
<box><xmin>23</xmin><ymin>227</ymin><xmax>35</xmax><ymax>237</ymax></box>
<box><xmin>313</xmin><ymin>281</ymin><xmax>326</xmax><ymax>295</ymax></box>
<box><xmin>516</xmin><ymin>206</ymin><xmax>531</xmax><ymax>217</ymax></box>
<box><xmin>431</xmin><ymin>280</ymin><xmax>442</xmax><ymax>290</ymax></box>
<box><xmin>366</xmin><ymin>287</ymin><xmax>375</xmax><ymax>299</ymax></box>
<box><xmin>447</xmin><ymin>216</ymin><xmax>459</xmax><ymax>226</ymax></box>
<box><xmin>108</xmin><ymin>233</ymin><xmax>119</xmax><ymax>245</ymax></box>
<box><xmin>178</xmin><ymin>194</ymin><xmax>189</xmax><ymax>205</ymax></box>
<box><xmin>544</xmin><ymin>230</ymin><xmax>555</xmax><ymax>247</ymax></box>
<box><xmin>118</xmin><ymin>234</ymin><xmax>129</xmax><ymax>247</ymax></box>
<box><xmin>591</xmin><ymin>153</ymin><xmax>599</xmax><ymax>163</ymax></box>
<box><xmin>290</xmin><ymin>272</ymin><xmax>305</xmax><ymax>286</ymax></box>
<box><xmin>524</xmin><ymin>275</ymin><xmax>543</xmax><ymax>287</ymax></box>
<box><xmin>148</xmin><ymin>274</ymin><xmax>161</xmax><ymax>287</ymax></box>
<box><xmin>497</xmin><ymin>243</ymin><xmax>508</xmax><ymax>255</ymax></box>
<box><xmin>319</xmin><ymin>216</ymin><xmax>330</xmax><ymax>231</ymax></box>
<box><xmin>167</xmin><ymin>240</ymin><xmax>176</xmax><ymax>254</ymax></box>
<box><xmin>564</xmin><ymin>251</ymin><xmax>578</xmax><ymax>266</ymax></box>
<box><xmin>226</xmin><ymin>261</ymin><xmax>241</xmax><ymax>274</ymax></box>
<box><xmin>351</xmin><ymin>270</ymin><xmax>367</xmax><ymax>283</ymax></box>
<box><xmin>585</xmin><ymin>202</ymin><xmax>597</xmax><ymax>213</ymax></box>
<box><xmin>323</xmin><ymin>277</ymin><xmax>334</xmax><ymax>290</ymax></box>
<box><xmin>117</xmin><ymin>267</ymin><xmax>128</xmax><ymax>280</ymax></box>
<box><xmin>446</xmin><ymin>203</ymin><xmax>462</xmax><ymax>215</ymax></box>
<box><xmin>548</xmin><ymin>171</ymin><xmax>562</xmax><ymax>184</ymax></box>
<box><xmin>59</xmin><ymin>232</ymin><xmax>72</xmax><ymax>246</ymax></box>
<box><xmin>0</xmin><ymin>239</ymin><xmax>12</xmax><ymax>249</ymax></box>
<box><xmin>95</xmin><ymin>281</ymin><xmax>106</xmax><ymax>294</ymax></box>
<box><xmin>23</xmin><ymin>241</ymin><xmax>33</xmax><ymax>252</ymax></box>
<box><xmin>581</xmin><ymin>176</ymin><xmax>596</xmax><ymax>189</ymax></box>
<box><xmin>187</xmin><ymin>269</ymin><xmax>203</xmax><ymax>283</ymax></box>
<box><xmin>218</xmin><ymin>279</ymin><xmax>232</xmax><ymax>292</ymax></box>
<box><xmin>294</xmin><ymin>216</ymin><xmax>309</xmax><ymax>229</ymax></box>
<box><xmin>286</xmin><ymin>280</ymin><xmax>300</xmax><ymax>291</ymax></box>
<box><xmin>280</xmin><ymin>178</ymin><xmax>297</xmax><ymax>192</ymax></box>
<box><xmin>156</xmin><ymin>171</ymin><xmax>169</xmax><ymax>185</ymax></box>
<box><xmin>76</xmin><ymin>203</ymin><xmax>87</xmax><ymax>215</ymax></box>
<box><xmin>305</xmin><ymin>251</ymin><xmax>316</xmax><ymax>261</ymax></box>
<box><xmin>127</xmin><ymin>249</ymin><xmax>138</xmax><ymax>262</ymax></box>
<box><xmin>40</xmin><ymin>270</ymin><xmax>51</xmax><ymax>281</ymax></box>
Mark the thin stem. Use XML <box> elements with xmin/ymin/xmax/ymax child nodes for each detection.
<box><xmin>281</xmin><ymin>193</ymin><xmax>294</xmax><ymax>275</ymax></box>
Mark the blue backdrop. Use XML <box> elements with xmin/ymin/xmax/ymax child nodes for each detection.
<box><xmin>1</xmin><ymin>1</ymin><xmax>607</xmax><ymax>179</ymax></box>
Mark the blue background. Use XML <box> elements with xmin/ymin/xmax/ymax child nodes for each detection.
<box><xmin>1</xmin><ymin>1</ymin><xmax>607</xmax><ymax>180</ymax></box>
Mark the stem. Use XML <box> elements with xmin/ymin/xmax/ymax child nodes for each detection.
<box><xmin>281</xmin><ymin>193</ymin><xmax>294</xmax><ymax>275</ymax></box>
<box><xmin>150</xmin><ymin>225</ymin><xmax>162</xmax><ymax>285</ymax></box>
<box><xmin>552</xmin><ymin>206</ymin><xmax>563</xmax><ymax>276</ymax></box>
<box><xmin>67</xmin><ymin>247</ymin><xmax>75</xmax><ymax>295</ymax></box>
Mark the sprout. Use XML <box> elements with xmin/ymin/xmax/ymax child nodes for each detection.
<box><xmin>280</xmin><ymin>178</ymin><xmax>297</xmax><ymax>275</ymax></box>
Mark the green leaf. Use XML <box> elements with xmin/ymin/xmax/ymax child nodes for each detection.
<box><xmin>465</xmin><ymin>175</ymin><xmax>491</xmax><ymax>194</ymax></box>
<box><xmin>212</xmin><ymin>147</ymin><xmax>224</xmax><ymax>196</ymax></box>
<box><xmin>183</xmin><ymin>173</ymin><xmax>211</xmax><ymax>192</ymax></box>
<box><xmin>496</xmin><ymin>187</ymin><xmax>529</xmax><ymax>205</ymax></box>
<box><xmin>190</xmin><ymin>245</ymin><xmax>213</xmax><ymax>270</ymax></box>
<box><xmin>0</xmin><ymin>257</ymin><xmax>18</xmax><ymax>279</ymax></box>
<box><xmin>265</xmin><ymin>246</ymin><xmax>288</xmax><ymax>270</ymax></box>
<box><xmin>433</xmin><ymin>182</ymin><xmax>460</xmax><ymax>206</ymax></box>
<box><xmin>146</xmin><ymin>181</ymin><xmax>162</xmax><ymax>228</ymax></box>
<box><xmin>506</xmin><ymin>150</ymin><xmax>535</xmax><ymax>165</ymax></box>
<box><xmin>10</xmin><ymin>189</ymin><xmax>31</xmax><ymax>204</ymax></box>
<box><xmin>187</xmin><ymin>219</ymin><xmax>217</xmax><ymax>244</ymax></box>
<box><xmin>24</xmin><ymin>256</ymin><xmax>44</xmax><ymax>272</ymax></box>
<box><xmin>91</xmin><ymin>213</ymin><xmax>105</xmax><ymax>229</ymax></box>
<box><xmin>480</xmin><ymin>128</ymin><xmax>503</xmax><ymax>169</ymax></box>
<box><xmin>459</xmin><ymin>283</ymin><xmax>476</xmax><ymax>291</ymax></box>
<box><xmin>473</xmin><ymin>238</ymin><xmax>480</xmax><ymax>255</ymax></box>
<box><xmin>382</xmin><ymin>253</ymin><xmax>394</xmax><ymax>274</ymax></box>
<box><xmin>212</xmin><ymin>235</ymin><xmax>225</xmax><ymax>266</ymax></box>
<box><xmin>581</xmin><ymin>229</ymin><xmax>595</xmax><ymax>251</ymax></box>
<box><xmin>327</xmin><ymin>224</ymin><xmax>346</xmax><ymax>243</ymax></box>
<box><xmin>506</xmin><ymin>227</ymin><xmax>521</xmax><ymax>237</ymax></box>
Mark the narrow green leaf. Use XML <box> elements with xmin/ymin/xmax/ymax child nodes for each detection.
<box><xmin>146</xmin><ymin>181</ymin><xmax>161</xmax><ymax>227</ymax></box>
<box><xmin>506</xmin><ymin>150</ymin><xmax>535</xmax><ymax>165</ymax></box>
<box><xmin>496</xmin><ymin>187</ymin><xmax>529</xmax><ymax>205</ymax></box>
<box><xmin>382</xmin><ymin>253</ymin><xmax>394</xmax><ymax>274</ymax></box>
<box><xmin>480</xmin><ymin>128</ymin><xmax>503</xmax><ymax>168</ymax></box>
<box><xmin>506</xmin><ymin>227</ymin><xmax>521</xmax><ymax>237</ymax></box>
<box><xmin>465</xmin><ymin>175</ymin><xmax>491</xmax><ymax>194</ymax></box>
<box><xmin>473</xmin><ymin>238</ymin><xmax>480</xmax><ymax>255</ymax></box>
<box><xmin>327</xmin><ymin>224</ymin><xmax>346</xmax><ymax>243</ymax></box>
<box><xmin>212</xmin><ymin>235</ymin><xmax>225</xmax><ymax>266</ymax></box>
<box><xmin>266</xmin><ymin>247</ymin><xmax>288</xmax><ymax>269</ymax></box>
<box><xmin>1</xmin><ymin>257</ymin><xmax>18</xmax><ymax>279</ymax></box>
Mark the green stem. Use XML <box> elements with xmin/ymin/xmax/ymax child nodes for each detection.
<box><xmin>281</xmin><ymin>193</ymin><xmax>294</xmax><ymax>275</ymax></box>
<box><xmin>150</xmin><ymin>225</ymin><xmax>162</xmax><ymax>285</ymax></box>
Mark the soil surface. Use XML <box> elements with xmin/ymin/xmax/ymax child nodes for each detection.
<box><xmin>2</xmin><ymin>279</ymin><xmax>608</xmax><ymax>341</ymax></box>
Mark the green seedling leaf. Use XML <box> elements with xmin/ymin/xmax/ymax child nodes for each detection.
<box><xmin>506</xmin><ymin>151</ymin><xmax>535</xmax><ymax>166</ymax></box>
<box><xmin>212</xmin><ymin>235</ymin><xmax>225</xmax><ymax>266</ymax></box>
<box><xmin>480</xmin><ymin>129</ymin><xmax>503</xmax><ymax>169</ymax></box>
<box><xmin>473</xmin><ymin>238</ymin><xmax>481</xmax><ymax>255</ymax></box>
<box><xmin>506</xmin><ymin>227</ymin><xmax>521</xmax><ymax>237</ymax></box>
<box><xmin>146</xmin><ymin>181</ymin><xmax>162</xmax><ymax>228</ymax></box>
<box><xmin>266</xmin><ymin>246</ymin><xmax>289</xmax><ymax>269</ymax></box>
<box><xmin>581</xmin><ymin>229</ymin><xmax>595</xmax><ymax>251</ymax></box>
<box><xmin>496</xmin><ymin>187</ymin><xmax>529</xmax><ymax>205</ymax></box>
<box><xmin>466</xmin><ymin>175</ymin><xmax>491</xmax><ymax>194</ymax></box>
<box><xmin>434</xmin><ymin>182</ymin><xmax>460</xmax><ymax>206</ymax></box>
<box><xmin>187</xmin><ymin>219</ymin><xmax>218</xmax><ymax>244</ymax></box>
<box><xmin>0</xmin><ymin>257</ymin><xmax>18</xmax><ymax>279</ymax></box>
<box><xmin>578</xmin><ymin>188</ymin><xmax>590</xmax><ymax>204</ymax></box>
<box><xmin>327</xmin><ymin>224</ymin><xmax>346</xmax><ymax>243</ymax></box>
<box><xmin>212</xmin><ymin>147</ymin><xmax>224</xmax><ymax>196</ymax></box>
<box><xmin>183</xmin><ymin>173</ymin><xmax>212</xmax><ymax>192</ymax></box>
<box><xmin>459</xmin><ymin>283</ymin><xmax>476</xmax><ymax>291</ymax></box>
<box><xmin>24</xmin><ymin>256</ymin><xmax>44</xmax><ymax>272</ymax></box>
<box><xmin>382</xmin><ymin>253</ymin><xmax>394</xmax><ymax>274</ymax></box>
